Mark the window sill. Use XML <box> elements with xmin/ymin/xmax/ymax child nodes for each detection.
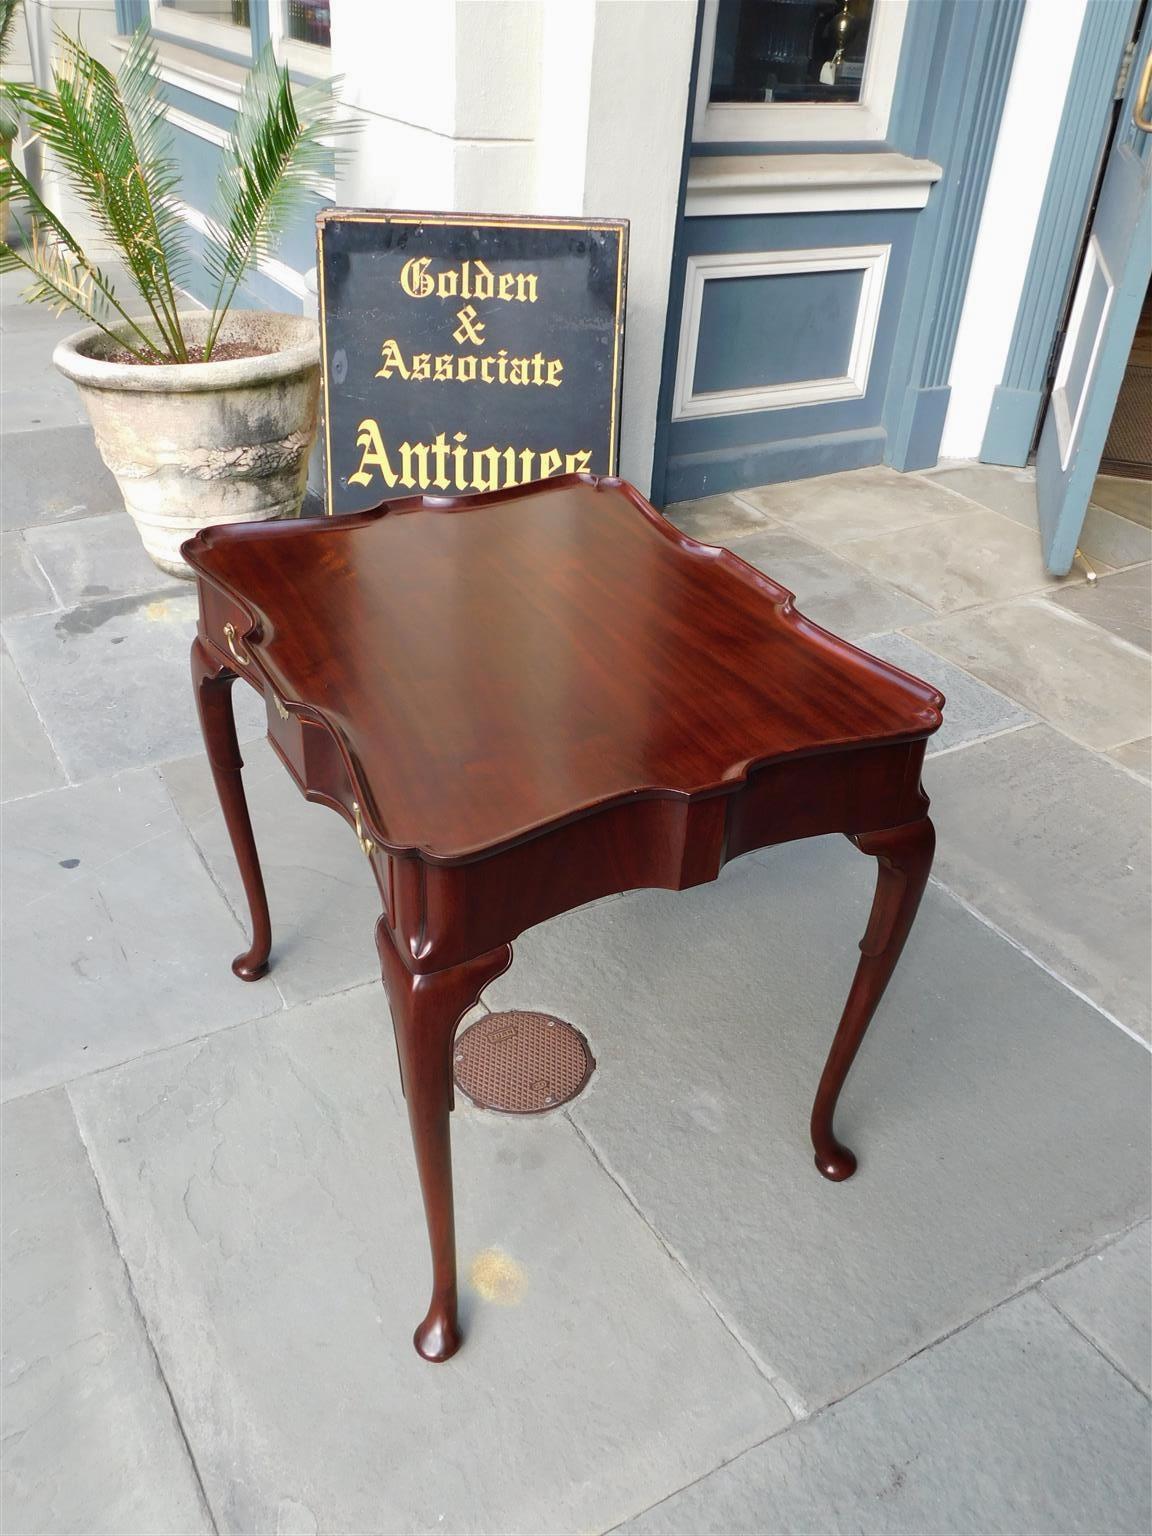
<box><xmin>685</xmin><ymin>152</ymin><xmax>942</xmax><ymax>217</ymax></box>
<box><xmin>110</xmin><ymin>35</ymin><xmax>246</xmax><ymax>111</ymax></box>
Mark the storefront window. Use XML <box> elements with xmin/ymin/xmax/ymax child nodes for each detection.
<box><xmin>709</xmin><ymin>0</ymin><xmax>874</xmax><ymax>105</ymax></box>
<box><xmin>159</xmin><ymin>0</ymin><xmax>250</xmax><ymax>28</ymax></box>
<box><xmin>283</xmin><ymin>1</ymin><xmax>331</xmax><ymax>50</ymax></box>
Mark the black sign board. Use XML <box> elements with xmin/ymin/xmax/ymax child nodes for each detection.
<box><xmin>316</xmin><ymin>210</ymin><xmax>629</xmax><ymax>515</ymax></box>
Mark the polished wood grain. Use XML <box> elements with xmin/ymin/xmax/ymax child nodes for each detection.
<box><xmin>184</xmin><ymin>473</ymin><xmax>943</xmax><ymax>1363</ymax></box>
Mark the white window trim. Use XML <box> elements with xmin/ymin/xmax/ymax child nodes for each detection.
<box><xmin>148</xmin><ymin>0</ymin><xmax>251</xmax><ymax>57</ymax></box>
<box><xmin>268</xmin><ymin>2</ymin><xmax>332</xmax><ymax>77</ymax></box>
<box><xmin>693</xmin><ymin>0</ymin><xmax>908</xmax><ymax>145</ymax></box>
<box><xmin>672</xmin><ymin>244</ymin><xmax>891</xmax><ymax>420</ymax></box>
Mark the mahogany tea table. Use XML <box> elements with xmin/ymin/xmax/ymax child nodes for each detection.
<box><xmin>183</xmin><ymin>474</ymin><xmax>944</xmax><ymax>1363</ymax></box>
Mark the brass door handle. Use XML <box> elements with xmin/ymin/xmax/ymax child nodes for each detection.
<box><xmin>223</xmin><ymin>621</ymin><xmax>250</xmax><ymax>667</ymax></box>
<box><xmin>1135</xmin><ymin>48</ymin><xmax>1152</xmax><ymax>131</ymax></box>
<box><xmin>351</xmin><ymin>800</ymin><xmax>376</xmax><ymax>858</ymax></box>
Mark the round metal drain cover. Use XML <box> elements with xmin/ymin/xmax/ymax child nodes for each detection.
<box><xmin>454</xmin><ymin>1011</ymin><xmax>595</xmax><ymax>1114</ymax></box>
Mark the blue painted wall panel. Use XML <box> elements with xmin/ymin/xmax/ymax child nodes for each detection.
<box><xmin>693</xmin><ymin>268</ymin><xmax>862</xmax><ymax>393</ymax></box>
<box><xmin>666</xmin><ymin>208</ymin><xmax>913</xmax><ymax>478</ymax></box>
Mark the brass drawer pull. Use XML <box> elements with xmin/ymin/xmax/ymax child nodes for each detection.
<box><xmin>223</xmin><ymin>621</ymin><xmax>250</xmax><ymax>667</ymax></box>
<box><xmin>272</xmin><ymin>692</ymin><xmax>290</xmax><ymax>721</ymax></box>
<box><xmin>351</xmin><ymin>800</ymin><xmax>375</xmax><ymax>858</ymax></box>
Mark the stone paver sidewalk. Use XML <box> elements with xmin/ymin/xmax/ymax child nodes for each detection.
<box><xmin>3</xmin><ymin>277</ymin><xmax>1150</xmax><ymax>1534</ymax></box>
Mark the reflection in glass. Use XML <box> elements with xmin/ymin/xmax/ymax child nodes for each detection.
<box><xmin>160</xmin><ymin>0</ymin><xmax>251</xmax><ymax>26</ymax></box>
<box><xmin>709</xmin><ymin>0</ymin><xmax>874</xmax><ymax>106</ymax></box>
<box><xmin>284</xmin><ymin>0</ymin><xmax>332</xmax><ymax>49</ymax></box>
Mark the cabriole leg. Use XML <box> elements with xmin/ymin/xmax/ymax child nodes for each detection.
<box><xmin>811</xmin><ymin>816</ymin><xmax>935</xmax><ymax>1182</ymax></box>
<box><xmin>376</xmin><ymin>923</ymin><xmax>513</xmax><ymax>1362</ymax></box>
<box><xmin>190</xmin><ymin>636</ymin><xmax>272</xmax><ymax>981</ymax></box>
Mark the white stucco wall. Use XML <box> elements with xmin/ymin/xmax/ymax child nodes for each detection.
<box><xmin>332</xmin><ymin>0</ymin><xmax>697</xmax><ymax>494</ymax></box>
<box><xmin>941</xmin><ymin>0</ymin><xmax>1088</xmax><ymax>460</ymax></box>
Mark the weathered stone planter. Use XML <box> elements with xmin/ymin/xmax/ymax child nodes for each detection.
<box><xmin>53</xmin><ymin>310</ymin><xmax>320</xmax><ymax>578</ymax></box>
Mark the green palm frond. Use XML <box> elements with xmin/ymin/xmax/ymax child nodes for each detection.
<box><xmin>13</xmin><ymin>26</ymin><xmax>190</xmax><ymax>357</ymax></box>
<box><xmin>0</xmin><ymin>0</ymin><xmax>25</xmax><ymax>140</ymax></box>
<box><xmin>202</xmin><ymin>45</ymin><xmax>353</xmax><ymax>357</ymax></box>
<box><xmin>0</xmin><ymin>0</ymin><xmax>20</xmax><ymax>62</ymax></box>
<box><xmin>0</xmin><ymin>152</ymin><xmax>161</xmax><ymax>359</ymax></box>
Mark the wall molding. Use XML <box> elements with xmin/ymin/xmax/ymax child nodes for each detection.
<box><xmin>672</xmin><ymin>244</ymin><xmax>890</xmax><ymax>420</ymax></box>
<box><xmin>981</xmin><ymin>0</ymin><xmax>1139</xmax><ymax>467</ymax></box>
<box><xmin>883</xmin><ymin>0</ymin><xmax>1027</xmax><ymax>471</ymax></box>
<box><xmin>664</xmin><ymin>425</ymin><xmax>886</xmax><ymax>503</ymax></box>
<box><xmin>684</xmin><ymin>152</ymin><xmax>940</xmax><ymax>216</ymax></box>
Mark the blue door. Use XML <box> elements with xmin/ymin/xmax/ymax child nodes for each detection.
<box><xmin>1035</xmin><ymin>9</ymin><xmax>1152</xmax><ymax>575</ymax></box>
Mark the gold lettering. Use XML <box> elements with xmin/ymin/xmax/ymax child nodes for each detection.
<box><xmin>452</xmin><ymin>304</ymin><xmax>485</xmax><ymax>347</ymax></box>
<box><xmin>508</xmin><ymin>358</ymin><xmax>530</xmax><ymax>386</ymax></box>
<box><xmin>434</xmin><ymin>354</ymin><xmax>455</xmax><ymax>382</ymax></box>
<box><xmin>431</xmin><ymin>431</ymin><xmax>451</xmax><ymax>490</ymax></box>
<box><xmin>374</xmin><ymin>337</ymin><xmax>409</xmax><ymax>380</ymax></box>
<box><xmin>399</xmin><ymin>440</ymin><xmax>430</xmax><ymax>488</ymax></box>
<box><xmin>401</xmin><ymin>257</ymin><xmax>540</xmax><ymax>303</ymax></box>
<box><xmin>457</xmin><ymin>356</ymin><xmax>477</xmax><ymax>383</ymax></box>
<box><xmin>470</xmin><ymin>259</ymin><xmax>495</xmax><ymax>301</ymax></box>
<box><xmin>411</xmin><ymin>353</ymin><xmax>431</xmax><ymax>381</ymax></box>
<box><xmin>452</xmin><ymin>430</ymin><xmax>468</xmax><ymax>487</ymax></box>
<box><xmin>348</xmin><ymin>419</ymin><xmax>397</xmax><ymax>489</ymax></box>
<box><xmin>348</xmin><ymin>427</ymin><xmax>592</xmax><ymax>493</ymax></box>
<box><xmin>399</xmin><ymin>257</ymin><xmax>434</xmax><ymax>299</ymax></box>
<box><xmin>472</xmin><ymin>445</ymin><xmax>503</xmax><ymax>493</ymax></box>
<box><xmin>546</xmin><ymin>359</ymin><xmax>564</xmax><ymax>388</ymax></box>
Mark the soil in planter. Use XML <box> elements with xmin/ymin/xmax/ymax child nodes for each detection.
<box><xmin>106</xmin><ymin>342</ymin><xmax>277</xmax><ymax>365</ymax></box>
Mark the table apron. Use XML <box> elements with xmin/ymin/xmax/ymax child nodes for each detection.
<box><xmin>385</xmin><ymin>739</ymin><xmax>929</xmax><ymax>973</ymax></box>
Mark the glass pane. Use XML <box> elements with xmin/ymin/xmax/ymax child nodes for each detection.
<box><xmin>160</xmin><ymin>0</ymin><xmax>251</xmax><ymax>26</ymax></box>
<box><xmin>284</xmin><ymin>0</ymin><xmax>332</xmax><ymax>48</ymax></box>
<box><xmin>709</xmin><ymin>0</ymin><xmax>874</xmax><ymax>106</ymax></box>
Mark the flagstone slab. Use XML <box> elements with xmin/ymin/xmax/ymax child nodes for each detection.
<box><xmin>1108</xmin><ymin>736</ymin><xmax>1151</xmax><ymax>780</ymax></box>
<box><xmin>919</xmin><ymin>460</ymin><xmax>1039</xmax><ymax>526</ymax></box>
<box><xmin>857</xmin><ymin>631</ymin><xmax>1033</xmax><ymax>755</ymax></box>
<box><xmin>2</xmin><ymin>1089</ymin><xmax>213</xmax><ymax>1536</ymax></box>
<box><xmin>661</xmin><ymin>492</ymin><xmax>774</xmax><ymax>543</ymax></box>
<box><xmin>24</xmin><ymin>511</ymin><xmax>186</xmax><ymax>609</ymax></box>
<box><xmin>160</xmin><ymin>735</ymin><xmax>383</xmax><ymax>1006</ymax></box>
<box><xmin>70</xmin><ymin>988</ymin><xmax>791</xmax><ymax>1536</ymax></box>
<box><xmin>484</xmin><ymin>840</ymin><xmax>1151</xmax><ymax>1410</ymax></box>
<box><xmin>740</xmin><ymin>465</ymin><xmax>971</xmax><ymax>545</ymax></box>
<box><xmin>624</xmin><ymin>1291</ymin><xmax>1151</xmax><ymax>1535</ymax></box>
<box><xmin>926</xmin><ymin>724</ymin><xmax>1151</xmax><ymax>1037</ymax></box>
<box><xmin>837</xmin><ymin>508</ymin><xmax>1074</xmax><ymax>612</ymax></box>
<box><xmin>0</xmin><ymin>425</ymin><xmax>121</xmax><ymax>531</ymax></box>
<box><xmin>0</xmin><ymin>651</ymin><xmax>65</xmax><ymax>801</ymax></box>
<box><xmin>2</xmin><ymin>588</ymin><xmax>265</xmax><ymax>782</ymax></box>
<box><xmin>2</xmin><ymin>768</ymin><xmax>281</xmax><ymax>1098</ymax></box>
<box><xmin>1</xmin><ymin>331</ymin><xmax>89</xmax><ymax>433</ymax></box>
<box><xmin>733</xmin><ymin>534</ymin><xmax>931</xmax><ymax>639</ymax></box>
<box><xmin>1043</xmin><ymin>1224</ymin><xmax>1151</xmax><ymax>1395</ymax></box>
<box><xmin>0</xmin><ymin>531</ymin><xmax>56</xmax><ymax>619</ymax></box>
<box><xmin>909</xmin><ymin>597</ymin><xmax>1151</xmax><ymax>749</ymax></box>
<box><xmin>1047</xmin><ymin>562</ymin><xmax>1151</xmax><ymax>653</ymax></box>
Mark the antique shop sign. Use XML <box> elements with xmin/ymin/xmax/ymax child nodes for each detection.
<box><xmin>317</xmin><ymin>210</ymin><xmax>629</xmax><ymax>515</ymax></box>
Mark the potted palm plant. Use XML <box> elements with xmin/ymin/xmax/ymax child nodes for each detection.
<box><xmin>1</xmin><ymin>23</ymin><xmax>351</xmax><ymax>576</ymax></box>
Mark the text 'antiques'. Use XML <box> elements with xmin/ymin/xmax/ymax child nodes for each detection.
<box><xmin>317</xmin><ymin>212</ymin><xmax>628</xmax><ymax>515</ymax></box>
